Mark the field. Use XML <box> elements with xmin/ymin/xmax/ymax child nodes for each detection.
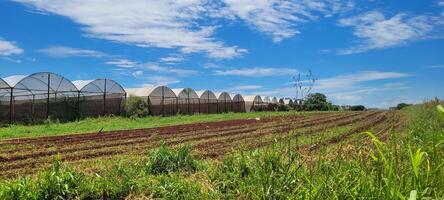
<box><xmin>0</xmin><ymin>111</ymin><xmax>396</xmax><ymax>177</ymax></box>
<box><xmin>0</xmin><ymin>102</ymin><xmax>443</xmax><ymax>199</ymax></box>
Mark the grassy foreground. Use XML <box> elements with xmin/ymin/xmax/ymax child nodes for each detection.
<box><xmin>0</xmin><ymin>111</ymin><xmax>294</xmax><ymax>140</ymax></box>
<box><xmin>0</xmin><ymin>102</ymin><xmax>443</xmax><ymax>199</ymax></box>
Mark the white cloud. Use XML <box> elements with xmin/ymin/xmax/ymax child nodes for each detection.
<box><xmin>328</xmin><ymin>82</ymin><xmax>409</xmax><ymax>102</ymax></box>
<box><xmin>147</xmin><ymin>75</ymin><xmax>180</xmax><ymax>85</ymax></box>
<box><xmin>159</xmin><ymin>55</ymin><xmax>185</xmax><ymax>64</ymax></box>
<box><xmin>314</xmin><ymin>71</ymin><xmax>410</xmax><ymax>90</ymax></box>
<box><xmin>232</xmin><ymin>85</ymin><xmax>262</xmax><ymax>90</ymax></box>
<box><xmin>105</xmin><ymin>58</ymin><xmax>198</xmax><ymax>76</ymax></box>
<box><xmin>439</xmin><ymin>1</ymin><xmax>444</xmax><ymax>6</ymax></box>
<box><xmin>142</xmin><ymin>63</ymin><xmax>198</xmax><ymax>76</ymax></box>
<box><xmin>221</xmin><ymin>0</ymin><xmax>354</xmax><ymax>42</ymax></box>
<box><xmin>15</xmin><ymin>0</ymin><xmax>246</xmax><ymax>59</ymax></box>
<box><xmin>425</xmin><ymin>65</ymin><xmax>444</xmax><ymax>69</ymax></box>
<box><xmin>132</xmin><ymin>70</ymin><xmax>144</xmax><ymax>78</ymax></box>
<box><xmin>253</xmin><ymin>71</ymin><xmax>411</xmax><ymax>106</ymax></box>
<box><xmin>203</xmin><ymin>63</ymin><xmax>221</xmax><ymax>69</ymax></box>
<box><xmin>0</xmin><ymin>38</ymin><xmax>24</xmax><ymax>56</ymax></box>
<box><xmin>105</xmin><ymin>59</ymin><xmax>138</xmax><ymax>68</ymax></box>
<box><xmin>214</xmin><ymin>67</ymin><xmax>297</xmax><ymax>77</ymax></box>
<box><xmin>338</xmin><ymin>11</ymin><xmax>442</xmax><ymax>54</ymax></box>
<box><xmin>39</xmin><ymin>46</ymin><xmax>105</xmax><ymax>58</ymax></box>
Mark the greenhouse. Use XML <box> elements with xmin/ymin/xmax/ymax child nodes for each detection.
<box><xmin>173</xmin><ymin>88</ymin><xmax>200</xmax><ymax>115</ymax></box>
<box><xmin>126</xmin><ymin>86</ymin><xmax>177</xmax><ymax>116</ymax></box>
<box><xmin>262</xmin><ymin>96</ymin><xmax>277</xmax><ymax>111</ymax></box>
<box><xmin>197</xmin><ymin>90</ymin><xmax>218</xmax><ymax>114</ymax></box>
<box><xmin>74</xmin><ymin>79</ymin><xmax>126</xmax><ymax>118</ymax></box>
<box><xmin>232</xmin><ymin>94</ymin><xmax>246</xmax><ymax>113</ymax></box>
<box><xmin>244</xmin><ymin>95</ymin><xmax>263</xmax><ymax>112</ymax></box>
<box><xmin>0</xmin><ymin>78</ymin><xmax>11</xmax><ymax>124</ymax></box>
<box><xmin>1</xmin><ymin>72</ymin><xmax>79</xmax><ymax>124</ymax></box>
<box><xmin>216</xmin><ymin>92</ymin><xmax>232</xmax><ymax>113</ymax></box>
<box><xmin>272</xmin><ymin>97</ymin><xmax>279</xmax><ymax>104</ymax></box>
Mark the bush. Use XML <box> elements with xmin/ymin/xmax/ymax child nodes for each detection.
<box><xmin>210</xmin><ymin>144</ymin><xmax>300</xmax><ymax>199</ymax></box>
<box><xmin>146</xmin><ymin>142</ymin><xmax>198</xmax><ymax>174</ymax></box>
<box><xmin>350</xmin><ymin>105</ymin><xmax>366</xmax><ymax>111</ymax></box>
<box><xmin>277</xmin><ymin>104</ymin><xmax>290</xmax><ymax>111</ymax></box>
<box><xmin>125</xmin><ymin>96</ymin><xmax>149</xmax><ymax>117</ymax></box>
<box><xmin>396</xmin><ymin>103</ymin><xmax>412</xmax><ymax>110</ymax></box>
<box><xmin>0</xmin><ymin>159</ymin><xmax>84</xmax><ymax>200</ymax></box>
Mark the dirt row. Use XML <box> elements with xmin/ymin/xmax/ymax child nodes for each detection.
<box><xmin>0</xmin><ymin>112</ymin><xmax>356</xmax><ymax>170</ymax></box>
<box><xmin>200</xmin><ymin>111</ymin><xmax>386</xmax><ymax>157</ymax></box>
<box><xmin>0</xmin><ymin>111</ymin><xmax>388</xmax><ymax>178</ymax></box>
<box><xmin>0</xmin><ymin>112</ymin><xmax>352</xmax><ymax>157</ymax></box>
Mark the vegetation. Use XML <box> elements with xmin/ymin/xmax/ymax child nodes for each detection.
<box><xmin>0</xmin><ymin>111</ymin><xmax>292</xmax><ymax>140</ymax></box>
<box><xmin>298</xmin><ymin>93</ymin><xmax>339</xmax><ymax>111</ymax></box>
<box><xmin>1</xmin><ymin>101</ymin><xmax>442</xmax><ymax>199</ymax></box>
<box><xmin>350</xmin><ymin>105</ymin><xmax>366</xmax><ymax>111</ymax></box>
<box><xmin>396</xmin><ymin>102</ymin><xmax>412</xmax><ymax>110</ymax></box>
<box><xmin>125</xmin><ymin>96</ymin><xmax>150</xmax><ymax>117</ymax></box>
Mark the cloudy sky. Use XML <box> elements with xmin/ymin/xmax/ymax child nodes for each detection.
<box><xmin>1</xmin><ymin>0</ymin><xmax>443</xmax><ymax>108</ymax></box>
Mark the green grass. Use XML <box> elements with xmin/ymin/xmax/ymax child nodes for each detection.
<box><xmin>0</xmin><ymin>111</ymin><xmax>294</xmax><ymax>140</ymax></box>
<box><xmin>1</xmin><ymin>101</ymin><xmax>443</xmax><ymax>199</ymax></box>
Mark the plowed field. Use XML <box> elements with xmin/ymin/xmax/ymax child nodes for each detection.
<box><xmin>0</xmin><ymin>111</ymin><xmax>402</xmax><ymax>178</ymax></box>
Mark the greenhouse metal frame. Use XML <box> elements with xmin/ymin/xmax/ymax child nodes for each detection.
<box><xmin>0</xmin><ymin>71</ymin><xmax>296</xmax><ymax>125</ymax></box>
<box><xmin>74</xmin><ymin>79</ymin><xmax>126</xmax><ymax>118</ymax></box>
<box><xmin>197</xmin><ymin>90</ymin><xmax>218</xmax><ymax>114</ymax></box>
<box><xmin>1</xmin><ymin>72</ymin><xmax>79</xmax><ymax>124</ymax></box>
<box><xmin>232</xmin><ymin>94</ymin><xmax>246</xmax><ymax>113</ymax></box>
<box><xmin>216</xmin><ymin>92</ymin><xmax>232</xmax><ymax>113</ymax></box>
<box><xmin>174</xmin><ymin>88</ymin><xmax>200</xmax><ymax>115</ymax></box>
<box><xmin>244</xmin><ymin>95</ymin><xmax>263</xmax><ymax>112</ymax></box>
<box><xmin>147</xmin><ymin>86</ymin><xmax>177</xmax><ymax>116</ymax></box>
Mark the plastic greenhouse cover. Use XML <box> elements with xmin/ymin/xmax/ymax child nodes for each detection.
<box><xmin>196</xmin><ymin>90</ymin><xmax>217</xmax><ymax>100</ymax></box>
<box><xmin>148</xmin><ymin>86</ymin><xmax>176</xmax><ymax>98</ymax></box>
<box><xmin>75</xmin><ymin>79</ymin><xmax>126</xmax><ymax>95</ymax></box>
<box><xmin>232</xmin><ymin>94</ymin><xmax>245</xmax><ymax>102</ymax></box>
<box><xmin>3</xmin><ymin>73</ymin><xmax>78</xmax><ymax>99</ymax></box>
<box><xmin>215</xmin><ymin>92</ymin><xmax>232</xmax><ymax>101</ymax></box>
<box><xmin>244</xmin><ymin>95</ymin><xmax>262</xmax><ymax>103</ymax></box>
<box><xmin>173</xmin><ymin>88</ymin><xmax>199</xmax><ymax>99</ymax></box>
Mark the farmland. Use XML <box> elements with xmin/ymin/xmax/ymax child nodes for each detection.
<box><xmin>0</xmin><ymin>111</ymin><xmax>395</xmax><ymax>177</ymax></box>
<box><xmin>0</xmin><ymin>102</ymin><xmax>443</xmax><ymax>199</ymax></box>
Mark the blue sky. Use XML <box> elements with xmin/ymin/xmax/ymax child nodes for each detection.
<box><xmin>1</xmin><ymin>0</ymin><xmax>443</xmax><ymax>108</ymax></box>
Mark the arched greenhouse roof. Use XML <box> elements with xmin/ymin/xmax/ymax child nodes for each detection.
<box><xmin>0</xmin><ymin>78</ymin><xmax>10</xmax><ymax>89</ymax></box>
<box><xmin>232</xmin><ymin>94</ymin><xmax>244</xmax><ymax>102</ymax></box>
<box><xmin>262</xmin><ymin>96</ymin><xmax>271</xmax><ymax>103</ymax></box>
<box><xmin>173</xmin><ymin>88</ymin><xmax>199</xmax><ymax>99</ymax></box>
<box><xmin>0</xmin><ymin>78</ymin><xmax>11</xmax><ymax>99</ymax></box>
<box><xmin>126</xmin><ymin>86</ymin><xmax>176</xmax><ymax>98</ymax></box>
<box><xmin>3</xmin><ymin>72</ymin><xmax>78</xmax><ymax>97</ymax></box>
<box><xmin>196</xmin><ymin>90</ymin><xmax>217</xmax><ymax>100</ymax></box>
<box><xmin>244</xmin><ymin>95</ymin><xmax>262</xmax><ymax>103</ymax></box>
<box><xmin>216</xmin><ymin>92</ymin><xmax>232</xmax><ymax>101</ymax></box>
<box><xmin>271</xmin><ymin>97</ymin><xmax>278</xmax><ymax>103</ymax></box>
<box><xmin>74</xmin><ymin>79</ymin><xmax>126</xmax><ymax>95</ymax></box>
<box><xmin>149</xmin><ymin>86</ymin><xmax>176</xmax><ymax>98</ymax></box>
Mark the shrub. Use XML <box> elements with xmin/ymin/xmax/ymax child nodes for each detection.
<box><xmin>150</xmin><ymin>174</ymin><xmax>207</xmax><ymax>199</ymax></box>
<box><xmin>350</xmin><ymin>105</ymin><xmax>366</xmax><ymax>111</ymax></box>
<box><xmin>125</xmin><ymin>96</ymin><xmax>149</xmax><ymax>118</ymax></box>
<box><xmin>0</xmin><ymin>159</ymin><xmax>84</xmax><ymax>200</ymax></box>
<box><xmin>210</xmin><ymin>144</ymin><xmax>300</xmax><ymax>199</ymax></box>
<box><xmin>146</xmin><ymin>142</ymin><xmax>198</xmax><ymax>174</ymax></box>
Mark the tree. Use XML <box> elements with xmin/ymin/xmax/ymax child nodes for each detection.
<box><xmin>303</xmin><ymin>93</ymin><xmax>331</xmax><ymax>111</ymax></box>
<box><xmin>396</xmin><ymin>103</ymin><xmax>412</xmax><ymax>110</ymax></box>
<box><xmin>350</xmin><ymin>105</ymin><xmax>366</xmax><ymax>111</ymax></box>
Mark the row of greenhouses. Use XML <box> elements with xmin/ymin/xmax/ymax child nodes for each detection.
<box><xmin>0</xmin><ymin>72</ymin><xmax>283</xmax><ymax>124</ymax></box>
